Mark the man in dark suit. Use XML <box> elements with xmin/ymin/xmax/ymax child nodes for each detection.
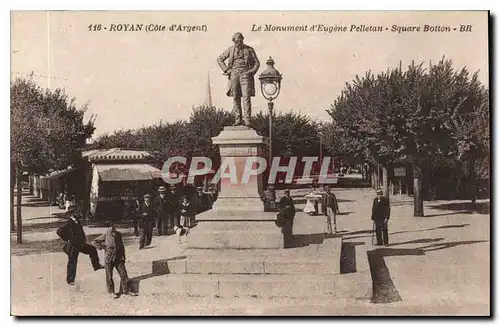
<box><xmin>56</xmin><ymin>205</ymin><xmax>103</xmax><ymax>285</ymax></box>
<box><xmin>321</xmin><ymin>186</ymin><xmax>339</xmax><ymax>235</ymax></box>
<box><xmin>371</xmin><ymin>189</ymin><xmax>391</xmax><ymax>246</ymax></box>
<box><xmin>93</xmin><ymin>221</ymin><xmax>132</xmax><ymax>298</ymax></box>
<box><xmin>278</xmin><ymin>189</ymin><xmax>296</xmax><ymax>248</ymax></box>
<box><xmin>122</xmin><ymin>197</ymin><xmax>139</xmax><ymax>236</ymax></box>
<box><xmin>138</xmin><ymin>193</ymin><xmax>155</xmax><ymax>249</ymax></box>
<box><xmin>167</xmin><ymin>185</ymin><xmax>181</xmax><ymax>230</ymax></box>
<box><xmin>154</xmin><ymin>186</ymin><xmax>169</xmax><ymax>236</ymax></box>
<box><xmin>194</xmin><ymin>186</ymin><xmax>211</xmax><ymax>215</ymax></box>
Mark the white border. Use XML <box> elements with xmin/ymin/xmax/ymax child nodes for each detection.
<box><xmin>3</xmin><ymin>1</ymin><xmax>497</xmax><ymax>325</ymax></box>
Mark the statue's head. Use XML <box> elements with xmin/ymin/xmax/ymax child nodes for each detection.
<box><xmin>232</xmin><ymin>32</ymin><xmax>244</xmax><ymax>46</ymax></box>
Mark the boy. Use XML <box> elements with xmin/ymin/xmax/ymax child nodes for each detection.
<box><xmin>93</xmin><ymin>221</ymin><xmax>132</xmax><ymax>298</ymax></box>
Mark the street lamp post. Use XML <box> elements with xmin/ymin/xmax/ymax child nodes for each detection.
<box><xmin>259</xmin><ymin>57</ymin><xmax>282</xmax><ymax>208</ymax></box>
<box><xmin>268</xmin><ymin>102</ymin><xmax>273</xmax><ymax>167</ymax></box>
<box><xmin>318</xmin><ymin>131</ymin><xmax>323</xmax><ymax>173</ymax></box>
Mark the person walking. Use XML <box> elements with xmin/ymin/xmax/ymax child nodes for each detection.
<box><xmin>56</xmin><ymin>205</ymin><xmax>103</xmax><ymax>285</ymax></box>
<box><xmin>371</xmin><ymin>189</ymin><xmax>391</xmax><ymax>246</ymax></box>
<box><xmin>278</xmin><ymin>189</ymin><xmax>296</xmax><ymax>248</ymax></box>
<box><xmin>321</xmin><ymin>186</ymin><xmax>339</xmax><ymax>235</ymax></box>
<box><xmin>154</xmin><ymin>186</ymin><xmax>169</xmax><ymax>236</ymax></box>
<box><xmin>138</xmin><ymin>193</ymin><xmax>155</xmax><ymax>249</ymax></box>
<box><xmin>93</xmin><ymin>221</ymin><xmax>133</xmax><ymax>298</ymax></box>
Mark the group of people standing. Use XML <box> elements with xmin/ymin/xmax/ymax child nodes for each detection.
<box><xmin>131</xmin><ymin>185</ymin><xmax>215</xmax><ymax>248</ymax></box>
<box><xmin>56</xmin><ymin>184</ymin><xmax>216</xmax><ymax>298</ymax></box>
<box><xmin>57</xmin><ymin>208</ymin><xmax>134</xmax><ymax>298</ymax></box>
<box><xmin>56</xmin><ymin>183</ymin><xmax>390</xmax><ymax>299</ymax></box>
<box><xmin>304</xmin><ymin>186</ymin><xmax>341</xmax><ymax>235</ymax></box>
<box><xmin>276</xmin><ymin>186</ymin><xmax>343</xmax><ymax>247</ymax></box>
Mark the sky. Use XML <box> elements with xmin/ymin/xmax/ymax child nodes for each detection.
<box><xmin>11</xmin><ymin>11</ymin><xmax>489</xmax><ymax>138</ymax></box>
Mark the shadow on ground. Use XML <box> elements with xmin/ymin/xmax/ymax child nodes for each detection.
<box><xmin>21</xmin><ymin>221</ymin><xmax>67</xmax><ymax>233</ymax></box>
<box><xmin>388</xmin><ymin>237</ymin><xmax>444</xmax><ymax>247</ymax></box>
<box><xmin>340</xmin><ymin>241</ymin><xmax>365</xmax><ymax>274</ymax></box>
<box><xmin>344</xmin><ymin>223</ymin><xmax>471</xmax><ymax>241</ymax></box>
<box><xmin>429</xmin><ymin>202</ymin><xmax>490</xmax><ymax>215</ymax></box>
<box><xmin>368</xmin><ymin>239</ymin><xmax>488</xmax><ymax>304</ymax></box>
<box><xmin>26</xmin><ymin>213</ymin><xmax>67</xmax><ymax>221</ymax></box>
<box><xmin>291</xmin><ymin>233</ymin><xmax>326</xmax><ymax>247</ymax></box>
<box><xmin>11</xmin><ymin>231</ymin><xmax>138</xmax><ymax>256</ymax></box>
<box><xmin>423</xmin><ymin>211</ymin><xmax>472</xmax><ymax>218</ymax></box>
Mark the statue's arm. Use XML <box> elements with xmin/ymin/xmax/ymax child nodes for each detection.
<box><xmin>249</xmin><ymin>48</ymin><xmax>260</xmax><ymax>75</ymax></box>
<box><xmin>217</xmin><ymin>48</ymin><xmax>231</xmax><ymax>73</ymax></box>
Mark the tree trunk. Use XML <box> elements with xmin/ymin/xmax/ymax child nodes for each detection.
<box><xmin>371</xmin><ymin>171</ymin><xmax>377</xmax><ymax>189</ymax></box>
<box><xmin>28</xmin><ymin>175</ymin><xmax>34</xmax><ymax>195</ymax></box>
<box><xmin>382</xmin><ymin>165</ymin><xmax>390</xmax><ymax>199</ymax></box>
<box><xmin>413</xmin><ymin>162</ymin><xmax>424</xmax><ymax>217</ymax></box>
<box><xmin>10</xmin><ymin>163</ymin><xmax>16</xmax><ymax>232</ymax></box>
<box><xmin>469</xmin><ymin>158</ymin><xmax>477</xmax><ymax>205</ymax></box>
<box><xmin>33</xmin><ymin>175</ymin><xmax>39</xmax><ymax>197</ymax></box>
<box><xmin>16</xmin><ymin>170</ymin><xmax>23</xmax><ymax>244</ymax></box>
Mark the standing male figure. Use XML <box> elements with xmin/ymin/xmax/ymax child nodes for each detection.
<box><xmin>322</xmin><ymin>186</ymin><xmax>339</xmax><ymax>235</ymax></box>
<box><xmin>154</xmin><ymin>186</ymin><xmax>169</xmax><ymax>236</ymax></box>
<box><xmin>217</xmin><ymin>32</ymin><xmax>260</xmax><ymax>126</ymax></box>
<box><xmin>122</xmin><ymin>197</ymin><xmax>139</xmax><ymax>237</ymax></box>
<box><xmin>278</xmin><ymin>189</ymin><xmax>296</xmax><ymax>248</ymax></box>
<box><xmin>194</xmin><ymin>185</ymin><xmax>210</xmax><ymax>215</ymax></box>
<box><xmin>93</xmin><ymin>221</ymin><xmax>131</xmax><ymax>298</ymax></box>
<box><xmin>138</xmin><ymin>193</ymin><xmax>155</xmax><ymax>249</ymax></box>
<box><xmin>167</xmin><ymin>185</ymin><xmax>181</xmax><ymax>230</ymax></box>
<box><xmin>371</xmin><ymin>189</ymin><xmax>391</xmax><ymax>246</ymax></box>
<box><xmin>56</xmin><ymin>205</ymin><xmax>103</xmax><ymax>285</ymax></box>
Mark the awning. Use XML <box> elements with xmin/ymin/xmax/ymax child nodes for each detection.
<box><xmin>96</xmin><ymin>164</ymin><xmax>162</xmax><ymax>182</ymax></box>
<box><xmin>44</xmin><ymin>167</ymin><xmax>78</xmax><ymax>180</ymax></box>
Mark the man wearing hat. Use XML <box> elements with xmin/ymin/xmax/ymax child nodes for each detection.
<box><xmin>321</xmin><ymin>186</ymin><xmax>340</xmax><ymax>235</ymax></box>
<box><xmin>166</xmin><ymin>185</ymin><xmax>181</xmax><ymax>231</ymax></box>
<box><xmin>56</xmin><ymin>205</ymin><xmax>103</xmax><ymax>285</ymax></box>
<box><xmin>154</xmin><ymin>186</ymin><xmax>169</xmax><ymax>236</ymax></box>
<box><xmin>194</xmin><ymin>185</ymin><xmax>210</xmax><ymax>215</ymax></box>
<box><xmin>138</xmin><ymin>193</ymin><xmax>155</xmax><ymax>249</ymax></box>
<box><xmin>217</xmin><ymin>32</ymin><xmax>260</xmax><ymax>126</ymax></box>
<box><xmin>278</xmin><ymin>189</ymin><xmax>296</xmax><ymax>247</ymax></box>
<box><xmin>93</xmin><ymin>221</ymin><xmax>131</xmax><ymax>298</ymax></box>
<box><xmin>371</xmin><ymin>189</ymin><xmax>391</xmax><ymax>246</ymax></box>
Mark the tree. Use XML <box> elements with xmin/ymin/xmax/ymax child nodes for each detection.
<box><xmin>88</xmin><ymin>129</ymin><xmax>143</xmax><ymax>150</ymax></box>
<box><xmin>11</xmin><ymin>77</ymin><xmax>95</xmax><ymax>243</ymax></box>
<box><xmin>328</xmin><ymin>58</ymin><xmax>489</xmax><ymax>217</ymax></box>
<box><xmin>187</xmin><ymin>106</ymin><xmax>235</xmax><ymax>160</ymax></box>
<box><xmin>251</xmin><ymin>110</ymin><xmax>320</xmax><ymax>158</ymax></box>
<box><xmin>87</xmin><ymin>106</ymin><xmax>235</xmax><ymax>177</ymax></box>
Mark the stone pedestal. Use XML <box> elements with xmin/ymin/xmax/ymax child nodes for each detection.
<box><xmin>188</xmin><ymin>126</ymin><xmax>284</xmax><ymax>249</ymax></box>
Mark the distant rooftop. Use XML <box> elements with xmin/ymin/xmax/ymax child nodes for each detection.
<box><xmin>83</xmin><ymin>148</ymin><xmax>152</xmax><ymax>162</ymax></box>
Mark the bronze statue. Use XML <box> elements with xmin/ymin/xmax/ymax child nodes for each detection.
<box><xmin>217</xmin><ymin>32</ymin><xmax>260</xmax><ymax>126</ymax></box>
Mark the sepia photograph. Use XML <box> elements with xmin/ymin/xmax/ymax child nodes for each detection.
<box><xmin>10</xmin><ymin>10</ymin><xmax>490</xmax><ymax>316</ymax></box>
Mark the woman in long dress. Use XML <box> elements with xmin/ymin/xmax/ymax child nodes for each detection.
<box><xmin>304</xmin><ymin>187</ymin><xmax>319</xmax><ymax>215</ymax></box>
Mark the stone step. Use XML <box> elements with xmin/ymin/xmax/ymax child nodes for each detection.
<box><xmin>139</xmin><ymin>273</ymin><xmax>338</xmax><ymax>299</ymax></box>
<box><xmin>152</xmin><ymin>237</ymin><xmax>343</xmax><ymax>275</ymax></box>
<box><xmin>76</xmin><ymin>265</ymin><xmax>371</xmax><ymax>300</ymax></box>
<box><xmin>152</xmin><ymin>255</ymin><xmax>339</xmax><ymax>275</ymax></box>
